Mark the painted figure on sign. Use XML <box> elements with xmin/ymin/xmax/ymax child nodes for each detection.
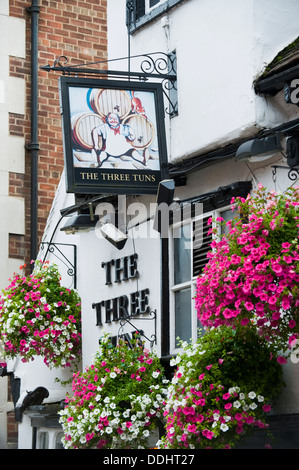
<box><xmin>91</xmin><ymin>113</ymin><xmax>149</xmax><ymax>167</ymax></box>
<box><xmin>130</xmin><ymin>91</ymin><xmax>147</xmax><ymax>118</ymax></box>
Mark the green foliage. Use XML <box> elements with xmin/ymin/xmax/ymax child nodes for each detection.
<box><xmin>59</xmin><ymin>333</ymin><xmax>168</xmax><ymax>449</ymax></box>
<box><xmin>0</xmin><ymin>260</ymin><xmax>81</xmax><ymax>369</ymax></box>
<box><xmin>158</xmin><ymin>325</ymin><xmax>284</xmax><ymax>449</ymax></box>
<box><xmin>183</xmin><ymin>325</ymin><xmax>284</xmax><ymax>401</ymax></box>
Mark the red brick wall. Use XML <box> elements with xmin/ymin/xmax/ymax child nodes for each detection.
<box><xmin>8</xmin><ymin>0</ymin><xmax>108</xmax><ymax>269</ymax></box>
<box><xmin>7</xmin><ymin>380</ymin><xmax>18</xmax><ymax>448</ymax></box>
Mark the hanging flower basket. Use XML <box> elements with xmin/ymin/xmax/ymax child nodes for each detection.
<box><xmin>0</xmin><ymin>261</ymin><xmax>81</xmax><ymax>369</ymax></box>
<box><xmin>158</xmin><ymin>325</ymin><xmax>284</xmax><ymax>449</ymax></box>
<box><xmin>59</xmin><ymin>333</ymin><xmax>168</xmax><ymax>449</ymax></box>
<box><xmin>195</xmin><ymin>185</ymin><xmax>299</xmax><ymax>361</ymax></box>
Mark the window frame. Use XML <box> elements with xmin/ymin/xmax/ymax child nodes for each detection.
<box><xmin>36</xmin><ymin>428</ymin><xmax>64</xmax><ymax>449</ymax></box>
<box><xmin>145</xmin><ymin>0</ymin><xmax>167</xmax><ymax>14</ymax></box>
<box><xmin>127</xmin><ymin>0</ymin><xmax>185</xmax><ymax>34</ymax></box>
<box><xmin>169</xmin><ymin>205</ymin><xmax>232</xmax><ymax>355</ymax></box>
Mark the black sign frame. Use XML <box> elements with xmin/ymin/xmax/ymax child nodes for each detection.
<box><xmin>59</xmin><ymin>77</ymin><xmax>169</xmax><ymax>195</ymax></box>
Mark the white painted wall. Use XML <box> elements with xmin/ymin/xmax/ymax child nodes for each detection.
<box><xmin>79</xmin><ymin>196</ymin><xmax>162</xmax><ymax>368</ymax></box>
<box><xmin>108</xmin><ymin>0</ymin><xmax>299</xmax><ymax>162</ymax></box>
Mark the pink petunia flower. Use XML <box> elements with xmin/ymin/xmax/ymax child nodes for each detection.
<box><xmin>263</xmin><ymin>404</ymin><xmax>271</xmax><ymax>413</ymax></box>
<box><xmin>277</xmin><ymin>356</ymin><xmax>287</xmax><ymax>364</ymax></box>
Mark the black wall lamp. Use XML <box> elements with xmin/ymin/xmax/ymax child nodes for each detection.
<box><xmin>61</xmin><ymin>214</ymin><xmax>128</xmax><ymax>249</ymax></box>
<box><xmin>60</xmin><ymin>200</ymin><xmax>128</xmax><ymax>249</ymax></box>
<box><xmin>235</xmin><ymin>133</ymin><xmax>282</xmax><ymax>162</ymax></box>
<box><xmin>153</xmin><ymin>179</ymin><xmax>175</xmax><ymax>233</ymax></box>
<box><xmin>60</xmin><ymin>213</ymin><xmax>99</xmax><ymax>234</ymax></box>
<box><xmin>60</xmin><ymin>202</ymin><xmax>99</xmax><ymax>234</ymax></box>
<box><xmin>286</xmin><ymin>135</ymin><xmax>299</xmax><ymax>168</ymax></box>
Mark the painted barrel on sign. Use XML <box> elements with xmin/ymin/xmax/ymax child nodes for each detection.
<box><xmin>72</xmin><ymin>112</ymin><xmax>103</xmax><ymax>150</ymax></box>
<box><xmin>88</xmin><ymin>88</ymin><xmax>131</xmax><ymax>119</ymax></box>
<box><xmin>123</xmin><ymin>114</ymin><xmax>155</xmax><ymax>149</ymax></box>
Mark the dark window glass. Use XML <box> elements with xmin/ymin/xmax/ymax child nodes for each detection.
<box><xmin>150</xmin><ymin>0</ymin><xmax>160</xmax><ymax>7</ymax></box>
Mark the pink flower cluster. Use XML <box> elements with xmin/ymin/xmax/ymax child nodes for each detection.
<box><xmin>162</xmin><ymin>374</ymin><xmax>271</xmax><ymax>449</ymax></box>
<box><xmin>0</xmin><ymin>261</ymin><xmax>81</xmax><ymax>368</ymax></box>
<box><xmin>59</xmin><ymin>335</ymin><xmax>167</xmax><ymax>449</ymax></box>
<box><xmin>195</xmin><ymin>186</ymin><xmax>299</xmax><ymax>357</ymax></box>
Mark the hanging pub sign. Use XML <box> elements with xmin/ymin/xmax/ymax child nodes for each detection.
<box><xmin>59</xmin><ymin>76</ymin><xmax>169</xmax><ymax>195</ymax></box>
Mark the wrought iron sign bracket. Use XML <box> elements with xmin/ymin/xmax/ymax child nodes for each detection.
<box><xmin>272</xmin><ymin>165</ymin><xmax>299</xmax><ymax>182</ymax></box>
<box><xmin>41</xmin><ymin>52</ymin><xmax>178</xmax><ymax>117</ymax></box>
<box><xmin>118</xmin><ymin>310</ymin><xmax>157</xmax><ymax>348</ymax></box>
<box><xmin>40</xmin><ymin>241</ymin><xmax>77</xmax><ymax>289</ymax></box>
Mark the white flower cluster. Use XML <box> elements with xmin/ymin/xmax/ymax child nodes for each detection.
<box><xmin>170</xmin><ymin>341</ymin><xmax>206</xmax><ymax>367</ymax></box>
<box><xmin>59</xmin><ymin>379</ymin><xmax>168</xmax><ymax>449</ymax></box>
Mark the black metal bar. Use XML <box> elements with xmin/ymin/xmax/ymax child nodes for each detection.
<box><xmin>41</xmin><ymin>52</ymin><xmax>178</xmax><ymax>117</ymax></box>
<box><xmin>27</xmin><ymin>1</ymin><xmax>40</xmax><ymax>266</ymax></box>
<box><xmin>119</xmin><ymin>310</ymin><xmax>157</xmax><ymax>347</ymax></box>
<box><xmin>32</xmin><ymin>427</ymin><xmax>37</xmax><ymax>449</ymax></box>
<box><xmin>40</xmin><ymin>64</ymin><xmax>176</xmax><ymax>82</ymax></box>
<box><xmin>272</xmin><ymin>165</ymin><xmax>299</xmax><ymax>182</ymax></box>
<box><xmin>160</xmin><ymin>236</ymin><xmax>170</xmax><ymax>357</ymax></box>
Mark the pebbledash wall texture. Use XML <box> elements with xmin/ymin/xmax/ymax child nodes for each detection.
<box><xmin>8</xmin><ymin>0</ymin><xmax>107</xmax><ymax>272</ymax></box>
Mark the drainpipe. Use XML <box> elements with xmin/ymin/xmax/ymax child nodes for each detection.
<box><xmin>26</xmin><ymin>0</ymin><xmax>40</xmax><ymax>265</ymax></box>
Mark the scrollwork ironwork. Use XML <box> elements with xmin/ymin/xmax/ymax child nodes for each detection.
<box><xmin>40</xmin><ymin>51</ymin><xmax>178</xmax><ymax>116</ymax></box>
<box><xmin>53</xmin><ymin>55</ymin><xmax>68</xmax><ymax>68</ymax></box>
<box><xmin>139</xmin><ymin>52</ymin><xmax>177</xmax><ymax>116</ymax></box>
<box><xmin>288</xmin><ymin>168</ymin><xmax>299</xmax><ymax>181</ymax></box>
<box><xmin>272</xmin><ymin>165</ymin><xmax>299</xmax><ymax>183</ymax></box>
<box><xmin>140</xmin><ymin>52</ymin><xmax>174</xmax><ymax>76</ymax></box>
<box><xmin>118</xmin><ymin>310</ymin><xmax>157</xmax><ymax>348</ymax></box>
<box><xmin>40</xmin><ymin>242</ymin><xmax>77</xmax><ymax>289</ymax></box>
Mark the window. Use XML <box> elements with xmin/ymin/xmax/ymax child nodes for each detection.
<box><xmin>170</xmin><ymin>206</ymin><xmax>234</xmax><ymax>353</ymax></box>
<box><xmin>38</xmin><ymin>431</ymin><xmax>49</xmax><ymax>449</ymax></box>
<box><xmin>36</xmin><ymin>429</ymin><xmax>65</xmax><ymax>449</ymax></box>
<box><xmin>127</xmin><ymin>0</ymin><xmax>185</xmax><ymax>33</ymax></box>
<box><xmin>55</xmin><ymin>432</ymin><xmax>64</xmax><ymax>449</ymax></box>
<box><xmin>145</xmin><ymin>0</ymin><xmax>167</xmax><ymax>13</ymax></box>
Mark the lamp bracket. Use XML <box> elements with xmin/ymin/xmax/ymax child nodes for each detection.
<box><xmin>40</xmin><ymin>242</ymin><xmax>77</xmax><ymax>289</ymax></box>
<box><xmin>272</xmin><ymin>165</ymin><xmax>299</xmax><ymax>182</ymax></box>
<box><xmin>41</xmin><ymin>52</ymin><xmax>178</xmax><ymax>116</ymax></box>
<box><xmin>118</xmin><ymin>310</ymin><xmax>157</xmax><ymax>348</ymax></box>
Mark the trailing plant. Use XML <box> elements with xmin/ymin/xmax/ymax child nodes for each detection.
<box><xmin>0</xmin><ymin>260</ymin><xmax>81</xmax><ymax>369</ymax></box>
<box><xmin>195</xmin><ymin>184</ymin><xmax>299</xmax><ymax>361</ymax></box>
<box><xmin>59</xmin><ymin>333</ymin><xmax>168</xmax><ymax>449</ymax></box>
<box><xmin>158</xmin><ymin>325</ymin><xmax>284</xmax><ymax>449</ymax></box>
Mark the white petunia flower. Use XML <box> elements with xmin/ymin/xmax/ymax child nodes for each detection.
<box><xmin>220</xmin><ymin>423</ymin><xmax>229</xmax><ymax>432</ymax></box>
